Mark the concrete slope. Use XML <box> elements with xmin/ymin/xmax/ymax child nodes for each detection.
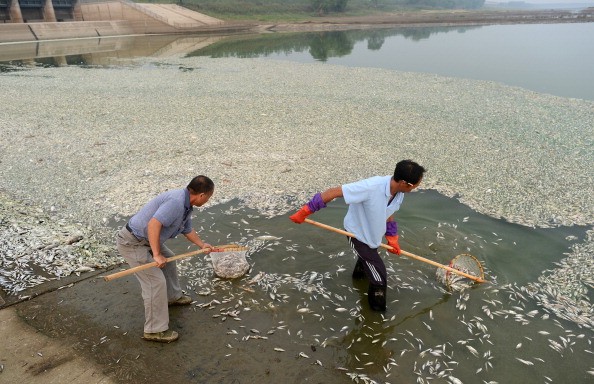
<box><xmin>149</xmin><ymin>36</ymin><xmax>225</xmax><ymax>58</ymax></box>
<box><xmin>134</xmin><ymin>3</ymin><xmax>222</xmax><ymax>28</ymax></box>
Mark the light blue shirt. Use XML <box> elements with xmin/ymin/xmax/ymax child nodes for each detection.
<box><xmin>342</xmin><ymin>175</ymin><xmax>403</xmax><ymax>248</ymax></box>
<box><xmin>128</xmin><ymin>188</ymin><xmax>193</xmax><ymax>244</ymax></box>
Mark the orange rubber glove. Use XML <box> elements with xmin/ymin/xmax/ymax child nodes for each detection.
<box><xmin>289</xmin><ymin>205</ymin><xmax>313</xmax><ymax>224</ymax></box>
<box><xmin>385</xmin><ymin>235</ymin><xmax>401</xmax><ymax>255</ymax></box>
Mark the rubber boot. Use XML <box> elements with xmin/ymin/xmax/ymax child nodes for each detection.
<box><xmin>352</xmin><ymin>258</ymin><xmax>365</xmax><ymax>279</ymax></box>
<box><xmin>368</xmin><ymin>285</ymin><xmax>387</xmax><ymax>312</ymax></box>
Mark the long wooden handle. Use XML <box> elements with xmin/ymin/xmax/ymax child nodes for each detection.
<box><xmin>103</xmin><ymin>244</ymin><xmax>241</xmax><ymax>282</ymax></box>
<box><xmin>304</xmin><ymin>219</ymin><xmax>485</xmax><ymax>283</ymax></box>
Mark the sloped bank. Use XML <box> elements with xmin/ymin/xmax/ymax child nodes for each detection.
<box><xmin>1</xmin><ymin>7</ymin><xmax>592</xmax><ymax>43</ymax></box>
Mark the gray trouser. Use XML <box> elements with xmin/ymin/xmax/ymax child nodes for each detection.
<box><xmin>116</xmin><ymin>227</ymin><xmax>183</xmax><ymax>333</ymax></box>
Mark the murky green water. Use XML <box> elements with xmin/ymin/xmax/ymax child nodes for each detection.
<box><xmin>148</xmin><ymin>191</ymin><xmax>592</xmax><ymax>383</ymax></box>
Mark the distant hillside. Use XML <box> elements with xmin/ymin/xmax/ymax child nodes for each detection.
<box><xmin>485</xmin><ymin>1</ymin><xmax>594</xmax><ymax>10</ymax></box>
<box><xmin>169</xmin><ymin>0</ymin><xmax>486</xmax><ymax>19</ymax></box>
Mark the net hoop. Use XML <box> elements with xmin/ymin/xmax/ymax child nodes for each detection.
<box><xmin>437</xmin><ymin>253</ymin><xmax>484</xmax><ymax>292</ymax></box>
<box><xmin>210</xmin><ymin>247</ymin><xmax>250</xmax><ymax>279</ymax></box>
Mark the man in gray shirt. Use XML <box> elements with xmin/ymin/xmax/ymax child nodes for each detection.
<box><xmin>116</xmin><ymin>175</ymin><xmax>214</xmax><ymax>343</ymax></box>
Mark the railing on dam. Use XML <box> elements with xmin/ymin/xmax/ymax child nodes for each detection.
<box><xmin>53</xmin><ymin>0</ymin><xmax>76</xmax><ymax>8</ymax></box>
<box><xmin>18</xmin><ymin>0</ymin><xmax>45</xmax><ymax>7</ymax></box>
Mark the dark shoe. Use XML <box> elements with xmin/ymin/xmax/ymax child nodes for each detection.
<box><xmin>168</xmin><ymin>295</ymin><xmax>192</xmax><ymax>306</ymax></box>
<box><xmin>352</xmin><ymin>258</ymin><xmax>365</xmax><ymax>279</ymax></box>
<box><xmin>368</xmin><ymin>285</ymin><xmax>387</xmax><ymax>312</ymax></box>
<box><xmin>143</xmin><ymin>329</ymin><xmax>179</xmax><ymax>343</ymax></box>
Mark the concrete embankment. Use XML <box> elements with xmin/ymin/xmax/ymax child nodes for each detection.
<box><xmin>0</xmin><ymin>21</ymin><xmax>134</xmax><ymax>43</ymax></box>
<box><xmin>0</xmin><ymin>0</ymin><xmax>248</xmax><ymax>44</ymax></box>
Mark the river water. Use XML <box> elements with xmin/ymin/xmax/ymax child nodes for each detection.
<box><xmin>188</xmin><ymin>22</ymin><xmax>594</xmax><ymax>101</ymax></box>
<box><xmin>155</xmin><ymin>191</ymin><xmax>590</xmax><ymax>384</ymax></box>
<box><xmin>2</xmin><ymin>22</ymin><xmax>593</xmax><ymax>383</ymax></box>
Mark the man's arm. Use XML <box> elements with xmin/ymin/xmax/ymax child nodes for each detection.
<box><xmin>147</xmin><ymin>217</ymin><xmax>168</xmax><ymax>268</ymax></box>
<box><xmin>320</xmin><ymin>186</ymin><xmax>343</xmax><ymax>203</ymax></box>
<box><xmin>183</xmin><ymin>229</ymin><xmax>211</xmax><ymax>250</ymax></box>
<box><xmin>290</xmin><ymin>186</ymin><xmax>343</xmax><ymax>224</ymax></box>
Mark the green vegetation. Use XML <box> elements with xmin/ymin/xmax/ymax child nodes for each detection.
<box><xmin>187</xmin><ymin>25</ymin><xmax>480</xmax><ymax>61</ymax></box>
<box><xmin>137</xmin><ymin>0</ymin><xmax>485</xmax><ymax>21</ymax></box>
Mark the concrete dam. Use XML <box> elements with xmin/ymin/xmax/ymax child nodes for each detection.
<box><xmin>0</xmin><ymin>0</ymin><xmax>248</xmax><ymax>43</ymax></box>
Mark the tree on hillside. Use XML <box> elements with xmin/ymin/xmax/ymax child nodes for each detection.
<box><xmin>311</xmin><ymin>0</ymin><xmax>348</xmax><ymax>15</ymax></box>
<box><xmin>401</xmin><ymin>0</ymin><xmax>485</xmax><ymax>9</ymax></box>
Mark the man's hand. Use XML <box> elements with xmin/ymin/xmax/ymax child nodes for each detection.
<box><xmin>153</xmin><ymin>253</ymin><xmax>168</xmax><ymax>268</ymax></box>
<box><xmin>201</xmin><ymin>243</ymin><xmax>213</xmax><ymax>254</ymax></box>
<box><xmin>289</xmin><ymin>205</ymin><xmax>313</xmax><ymax>224</ymax></box>
<box><xmin>385</xmin><ymin>235</ymin><xmax>401</xmax><ymax>255</ymax></box>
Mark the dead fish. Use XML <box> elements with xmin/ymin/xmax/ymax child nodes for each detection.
<box><xmin>274</xmin><ymin>348</ymin><xmax>285</xmax><ymax>352</ymax></box>
<box><xmin>515</xmin><ymin>358</ymin><xmax>534</xmax><ymax>366</ymax></box>
<box><xmin>247</xmin><ymin>272</ymin><xmax>266</xmax><ymax>284</ymax></box>
<box><xmin>255</xmin><ymin>235</ymin><xmax>281</xmax><ymax>241</ymax></box>
<box><xmin>466</xmin><ymin>345</ymin><xmax>479</xmax><ymax>357</ymax></box>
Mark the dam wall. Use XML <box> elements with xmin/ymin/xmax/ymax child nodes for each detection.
<box><xmin>0</xmin><ymin>19</ymin><xmax>133</xmax><ymax>42</ymax></box>
<box><xmin>0</xmin><ymin>0</ymin><xmax>229</xmax><ymax>43</ymax></box>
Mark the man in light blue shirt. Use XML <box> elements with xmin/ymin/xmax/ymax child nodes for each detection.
<box><xmin>290</xmin><ymin>160</ymin><xmax>426</xmax><ymax>311</ymax></box>
<box><xmin>116</xmin><ymin>175</ymin><xmax>215</xmax><ymax>342</ymax></box>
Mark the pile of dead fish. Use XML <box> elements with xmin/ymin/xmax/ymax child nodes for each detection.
<box><xmin>524</xmin><ymin>229</ymin><xmax>594</xmax><ymax>329</ymax></box>
<box><xmin>0</xmin><ymin>190</ymin><xmax>118</xmax><ymax>296</ymax></box>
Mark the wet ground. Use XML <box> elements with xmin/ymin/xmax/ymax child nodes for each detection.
<box><xmin>12</xmin><ymin>273</ymin><xmax>344</xmax><ymax>383</ymax></box>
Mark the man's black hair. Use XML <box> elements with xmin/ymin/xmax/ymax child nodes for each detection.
<box><xmin>187</xmin><ymin>175</ymin><xmax>214</xmax><ymax>194</ymax></box>
<box><xmin>393</xmin><ymin>160</ymin><xmax>426</xmax><ymax>184</ymax></box>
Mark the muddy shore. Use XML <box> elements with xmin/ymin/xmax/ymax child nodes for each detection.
<box><xmin>254</xmin><ymin>8</ymin><xmax>594</xmax><ymax>33</ymax></box>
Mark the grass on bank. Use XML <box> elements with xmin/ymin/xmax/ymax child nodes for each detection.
<box><xmin>135</xmin><ymin>0</ymin><xmax>484</xmax><ymax>22</ymax></box>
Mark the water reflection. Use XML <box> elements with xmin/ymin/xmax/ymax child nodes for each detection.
<box><xmin>0</xmin><ymin>23</ymin><xmax>477</xmax><ymax>67</ymax></box>
<box><xmin>341</xmin><ymin>307</ymin><xmax>396</xmax><ymax>374</ymax></box>
<box><xmin>188</xmin><ymin>26</ymin><xmax>479</xmax><ymax>62</ymax></box>
<box><xmin>0</xmin><ymin>34</ymin><xmax>226</xmax><ymax>69</ymax></box>
<box><xmin>2</xmin><ymin>23</ymin><xmax>592</xmax><ymax>100</ymax></box>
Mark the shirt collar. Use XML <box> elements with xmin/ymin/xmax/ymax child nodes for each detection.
<box><xmin>384</xmin><ymin>175</ymin><xmax>393</xmax><ymax>198</ymax></box>
<box><xmin>184</xmin><ymin>188</ymin><xmax>193</xmax><ymax>213</ymax></box>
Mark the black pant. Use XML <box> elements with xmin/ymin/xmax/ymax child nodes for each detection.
<box><xmin>348</xmin><ymin>237</ymin><xmax>387</xmax><ymax>311</ymax></box>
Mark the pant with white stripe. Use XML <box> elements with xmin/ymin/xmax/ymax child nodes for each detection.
<box><xmin>348</xmin><ymin>237</ymin><xmax>387</xmax><ymax>311</ymax></box>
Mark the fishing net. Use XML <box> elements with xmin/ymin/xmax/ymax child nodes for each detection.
<box><xmin>210</xmin><ymin>246</ymin><xmax>250</xmax><ymax>279</ymax></box>
<box><xmin>435</xmin><ymin>253</ymin><xmax>484</xmax><ymax>292</ymax></box>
